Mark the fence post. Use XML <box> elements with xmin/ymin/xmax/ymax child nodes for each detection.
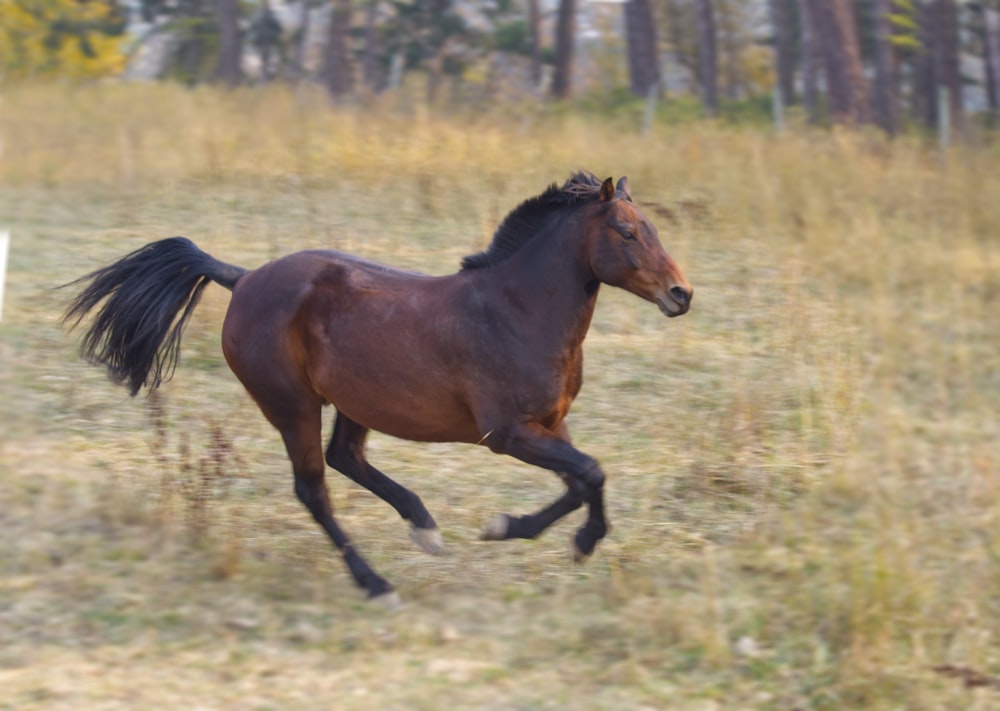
<box><xmin>938</xmin><ymin>86</ymin><xmax>950</xmax><ymax>151</ymax></box>
<box><xmin>642</xmin><ymin>84</ymin><xmax>658</xmax><ymax>136</ymax></box>
<box><xmin>772</xmin><ymin>83</ymin><xmax>785</xmax><ymax>132</ymax></box>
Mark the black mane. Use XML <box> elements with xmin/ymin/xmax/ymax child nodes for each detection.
<box><xmin>460</xmin><ymin>171</ymin><xmax>605</xmax><ymax>271</ymax></box>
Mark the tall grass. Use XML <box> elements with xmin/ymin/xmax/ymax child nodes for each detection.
<box><xmin>1</xmin><ymin>82</ymin><xmax>999</xmax><ymax>709</ymax></box>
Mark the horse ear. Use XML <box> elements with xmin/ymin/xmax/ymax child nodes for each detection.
<box><xmin>599</xmin><ymin>177</ymin><xmax>616</xmax><ymax>202</ymax></box>
<box><xmin>616</xmin><ymin>176</ymin><xmax>632</xmax><ymax>201</ymax></box>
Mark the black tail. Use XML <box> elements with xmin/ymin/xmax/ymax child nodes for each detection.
<box><xmin>63</xmin><ymin>237</ymin><xmax>248</xmax><ymax>396</ymax></box>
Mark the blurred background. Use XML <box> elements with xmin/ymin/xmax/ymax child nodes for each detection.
<box><xmin>1</xmin><ymin>2</ymin><xmax>1000</xmax><ymax>710</ymax></box>
<box><xmin>3</xmin><ymin>0</ymin><xmax>1000</xmax><ymax>133</ymax></box>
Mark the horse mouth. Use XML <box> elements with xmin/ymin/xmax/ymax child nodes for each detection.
<box><xmin>656</xmin><ymin>297</ymin><xmax>687</xmax><ymax>318</ymax></box>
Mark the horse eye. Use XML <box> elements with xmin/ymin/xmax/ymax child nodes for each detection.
<box><xmin>623</xmin><ymin>231</ymin><xmax>638</xmax><ymax>242</ymax></box>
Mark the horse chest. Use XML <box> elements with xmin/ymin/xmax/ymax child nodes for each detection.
<box><xmin>511</xmin><ymin>350</ymin><xmax>583</xmax><ymax>426</ymax></box>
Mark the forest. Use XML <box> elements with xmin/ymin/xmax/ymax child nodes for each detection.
<box><xmin>3</xmin><ymin>0</ymin><xmax>1000</xmax><ymax>136</ymax></box>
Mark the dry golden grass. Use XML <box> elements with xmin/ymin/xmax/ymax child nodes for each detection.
<box><xmin>1</xmin><ymin>83</ymin><xmax>999</xmax><ymax>709</ymax></box>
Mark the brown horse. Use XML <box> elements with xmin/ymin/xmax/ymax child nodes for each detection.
<box><xmin>65</xmin><ymin>172</ymin><xmax>692</xmax><ymax>605</ymax></box>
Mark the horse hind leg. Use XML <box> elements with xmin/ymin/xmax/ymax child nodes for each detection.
<box><xmin>325</xmin><ymin>413</ymin><xmax>444</xmax><ymax>555</ymax></box>
<box><xmin>277</xmin><ymin>405</ymin><xmax>398</xmax><ymax>605</ymax></box>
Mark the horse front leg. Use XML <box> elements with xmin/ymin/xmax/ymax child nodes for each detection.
<box><xmin>481</xmin><ymin>475</ymin><xmax>584</xmax><ymax>540</ymax></box>
<box><xmin>482</xmin><ymin>422</ymin><xmax>609</xmax><ymax>561</ymax></box>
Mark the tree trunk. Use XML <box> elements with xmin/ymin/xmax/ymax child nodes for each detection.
<box><xmin>424</xmin><ymin>0</ymin><xmax>451</xmax><ymax>105</ymax></box>
<box><xmin>986</xmin><ymin>20</ymin><xmax>999</xmax><ymax>120</ymax></box>
<box><xmin>528</xmin><ymin>0</ymin><xmax>542</xmax><ymax>88</ymax></box>
<box><xmin>769</xmin><ymin>0</ymin><xmax>795</xmax><ymax>105</ymax></box>
<box><xmin>974</xmin><ymin>4</ymin><xmax>997</xmax><ymax>117</ymax></box>
<box><xmin>363</xmin><ymin>0</ymin><xmax>383</xmax><ymax>94</ymax></box>
<box><xmin>984</xmin><ymin>1</ymin><xmax>1000</xmax><ymax>121</ymax></box>
<box><xmin>291</xmin><ymin>0</ymin><xmax>311</xmax><ymax>80</ymax></box>
<box><xmin>873</xmin><ymin>0</ymin><xmax>899</xmax><ymax>134</ymax></box>
<box><xmin>717</xmin><ymin>0</ymin><xmax>742</xmax><ymax>100</ymax></box>
<box><xmin>936</xmin><ymin>0</ymin><xmax>964</xmax><ymax>136</ymax></box>
<box><xmin>798</xmin><ymin>0</ymin><xmax>818</xmax><ymax>121</ymax></box>
<box><xmin>913</xmin><ymin>1</ymin><xmax>939</xmax><ymax>129</ymax></box>
<box><xmin>551</xmin><ymin>0</ymin><xmax>577</xmax><ymax>99</ymax></box>
<box><xmin>809</xmin><ymin>0</ymin><xmax>868</xmax><ymax>125</ymax></box>
<box><xmin>662</xmin><ymin>0</ymin><xmax>699</xmax><ymax>92</ymax></box>
<box><xmin>252</xmin><ymin>0</ymin><xmax>283</xmax><ymax>82</ymax></box>
<box><xmin>322</xmin><ymin>0</ymin><xmax>354</xmax><ymax>102</ymax></box>
<box><xmin>694</xmin><ymin>0</ymin><xmax>718</xmax><ymax>116</ymax></box>
<box><xmin>624</xmin><ymin>0</ymin><xmax>660</xmax><ymax>97</ymax></box>
<box><xmin>215</xmin><ymin>0</ymin><xmax>243</xmax><ymax>86</ymax></box>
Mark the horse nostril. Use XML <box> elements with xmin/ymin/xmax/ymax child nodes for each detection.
<box><xmin>669</xmin><ymin>285</ymin><xmax>690</xmax><ymax>306</ymax></box>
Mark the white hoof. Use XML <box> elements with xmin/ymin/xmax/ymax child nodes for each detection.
<box><xmin>410</xmin><ymin>526</ymin><xmax>445</xmax><ymax>555</ymax></box>
<box><xmin>481</xmin><ymin>514</ymin><xmax>510</xmax><ymax>541</ymax></box>
<box><xmin>369</xmin><ymin>590</ymin><xmax>402</xmax><ymax>610</ymax></box>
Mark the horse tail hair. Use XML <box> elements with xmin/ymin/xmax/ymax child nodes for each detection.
<box><xmin>62</xmin><ymin>237</ymin><xmax>249</xmax><ymax>396</ymax></box>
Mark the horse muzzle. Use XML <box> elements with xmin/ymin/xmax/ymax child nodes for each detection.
<box><xmin>656</xmin><ymin>285</ymin><xmax>692</xmax><ymax>318</ymax></box>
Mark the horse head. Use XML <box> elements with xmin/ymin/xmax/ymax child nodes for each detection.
<box><xmin>585</xmin><ymin>176</ymin><xmax>693</xmax><ymax>318</ymax></box>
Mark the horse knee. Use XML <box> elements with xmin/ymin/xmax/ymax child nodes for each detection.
<box><xmin>580</xmin><ymin>459</ymin><xmax>605</xmax><ymax>490</ymax></box>
<box><xmin>294</xmin><ymin>478</ymin><xmax>314</xmax><ymax>505</ymax></box>
<box><xmin>294</xmin><ymin>475</ymin><xmax>328</xmax><ymax>512</ymax></box>
<box><xmin>560</xmin><ymin>476</ymin><xmax>586</xmax><ymax>506</ymax></box>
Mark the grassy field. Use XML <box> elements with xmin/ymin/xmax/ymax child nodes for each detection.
<box><xmin>1</xmin><ymin>83</ymin><xmax>999</xmax><ymax>709</ymax></box>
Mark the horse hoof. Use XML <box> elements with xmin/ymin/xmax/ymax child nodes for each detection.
<box><xmin>369</xmin><ymin>590</ymin><xmax>403</xmax><ymax>610</ymax></box>
<box><xmin>481</xmin><ymin>514</ymin><xmax>510</xmax><ymax>540</ymax></box>
<box><xmin>410</xmin><ymin>526</ymin><xmax>445</xmax><ymax>555</ymax></box>
<box><xmin>572</xmin><ymin>531</ymin><xmax>597</xmax><ymax>563</ymax></box>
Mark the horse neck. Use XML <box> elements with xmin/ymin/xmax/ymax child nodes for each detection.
<box><xmin>482</xmin><ymin>212</ymin><xmax>600</xmax><ymax>353</ymax></box>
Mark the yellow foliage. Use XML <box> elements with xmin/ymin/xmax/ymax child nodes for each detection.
<box><xmin>0</xmin><ymin>0</ymin><xmax>125</xmax><ymax>80</ymax></box>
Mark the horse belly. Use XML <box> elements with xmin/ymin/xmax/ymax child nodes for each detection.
<box><xmin>343</xmin><ymin>395</ymin><xmax>480</xmax><ymax>443</ymax></box>
<box><xmin>318</xmin><ymin>358</ymin><xmax>481</xmax><ymax>443</ymax></box>
<box><xmin>305</xmin><ymin>300</ymin><xmax>481</xmax><ymax>443</ymax></box>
